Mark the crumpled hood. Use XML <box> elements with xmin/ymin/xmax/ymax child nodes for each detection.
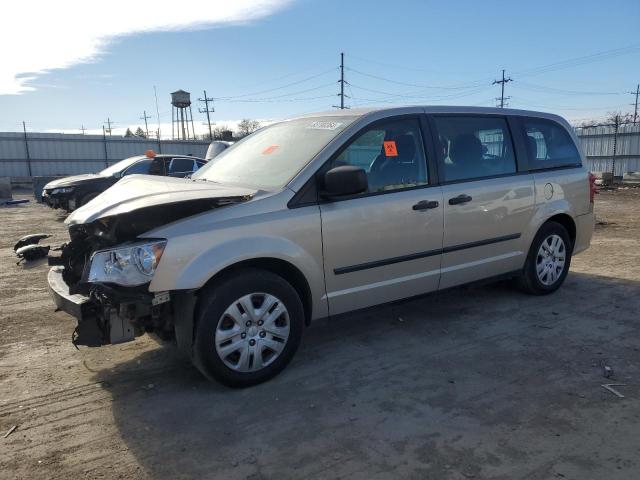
<box><xmin>66</xmin><ymin>174</ymin><xmax>256</xmax><ymax>225</ymax></box>
<box><xmin>44</xmin><ymin>173</ymin><xmax>108</xmax><ymax>190</ymax></box>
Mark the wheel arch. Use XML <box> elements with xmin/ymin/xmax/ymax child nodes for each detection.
<box><xmin>198</xmin><ymin>257</ymin><xmax>313</xmax><ymax>326</ymax></box>
<box><xmin>543</xmin><ymin>213</ymin><xmax>576</xmax><ymax>250</ymax></box>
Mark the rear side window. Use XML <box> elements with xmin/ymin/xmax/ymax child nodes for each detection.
<box><xmin>522</xmin><ymin>119</ymin><xmax>581</xmax><ymax>170</ymax></box>
<box><xmin>432</xmin><ymin>116</ymin><xmax>516</xmax><ymax>182</ymax></box>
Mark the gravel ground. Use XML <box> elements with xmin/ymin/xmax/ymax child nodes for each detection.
<box><xmin>1</xmin><ymin>188</ymin><xmax>639</xmax><ymax>480</ymax></box>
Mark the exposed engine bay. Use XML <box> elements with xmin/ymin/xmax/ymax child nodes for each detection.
<box><xmin>47</xmin><ymin>197</ymin><xmax>247</xmax><ymax>349</ymax></box>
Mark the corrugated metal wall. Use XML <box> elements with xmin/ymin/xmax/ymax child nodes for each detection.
<box><xmin>2</xmin><ymin>126</ymin><xmax>639</xmax><ymax>180</ymax></box>
<box><xmin>575</xmin><ymin>124</ymin><xmax>640</xmax><ymax>176</ymax></box>
<box><xmin>0</xmin><ymin>132</ymin><xmax>210</xmax><ymax>178</ymax></box>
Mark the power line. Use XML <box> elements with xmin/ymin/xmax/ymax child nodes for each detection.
<box><xmin>211</xmin><ymin>94</ymin><xmax>336</xmax><ymax>104</ymax></box>
<box><xmin>214</xmin><ymin>67</ymin><xmax>337</xmax><ymax>100</ymax></box>
<box><xmin>198</xmin><ymin>90</ymin><xmax>215</xmax><ymax>140</ymax></box>
<box><xmin>349</xmin><ymin>83</ymin><xmax>492</xmax><ymax>101</ymax></box>
<box><xmin>493</xmin><ymin>69</ymin><xmax>513</xmax><ymax>108</ymax></box>
<box><xmin>347</xmin><ymin>53</ymin><xmax>498</xmax><ymax>77</ymax></box>
<box><xmin>508</xmin><ymin>97</ymin><xmax>629</xmax><ymax>111</ymax></box>
<box><xmin>513</xmin><ymin>44</ymin><xmax>640</xmax><ymax>78</ymax></box>
<box><xmin>515</xmin><ymin>81</ymin><xmax>624</xmax><ymax>96</ymax></box>
<box><xmin>346</xmin><ymin>67</ymin><xmax>489</xmax><ymax>90</ymax></box>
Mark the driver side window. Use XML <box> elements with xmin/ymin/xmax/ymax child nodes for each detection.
<box><xmin>331</xmin><ymin>117</ymin><xmax>428</xmax><ymax>193</ymax></box>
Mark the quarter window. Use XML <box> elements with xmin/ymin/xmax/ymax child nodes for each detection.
<box><xmin>432</xmin><ymin>116</ymin><xmax>516</xmax><ymax>182</ymax></box>
<box><xmin>522</xmin><ymin>119</ymin><xmax>581</xmax><ymax>170</ymax></box>
<box><xmin>331</xmin><ymin>118</ymin><xmax>428</xmax><ymax>193</ymax></box>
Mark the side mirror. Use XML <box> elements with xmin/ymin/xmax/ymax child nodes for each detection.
<box><xmin>113</xmin><ymin>171</ymin><xmax>122</xmax><ymax>179</ymax></box>
<box><xmin>321</xmin><ymin>166</ymin><xmax>368</xmax><ymax>198</ymax></box>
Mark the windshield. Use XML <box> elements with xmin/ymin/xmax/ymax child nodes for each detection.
<box><xmin>192</xmin><ymin>116</ymin><xmax>356</xmax><ymax>189</ymax></box>
<box><xmin>100</xmin><ymin>156</ymin><xmax>145</xmax><ymax>176</ymax></box>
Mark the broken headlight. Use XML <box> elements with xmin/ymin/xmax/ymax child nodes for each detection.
<box><xmin>87</xmin><ymin>240</ymin><xmax>167</xmax><ymax>286</ymax></box>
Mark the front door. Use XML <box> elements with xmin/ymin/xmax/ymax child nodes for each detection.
<box><xmin>320</xmin><ymin>116</ymin><xmax>444</xmax><ymax>315</ymax></box>
<box><xmin>430</xmin><ymin>115</ymin><xmax>535</xmax><ymax>289</ymax></box>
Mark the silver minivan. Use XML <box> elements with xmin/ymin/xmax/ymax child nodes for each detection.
<box><xmin>48</xmin><ymin>106</ymin><xmax>595</xmax><ymax>387</ymax></box>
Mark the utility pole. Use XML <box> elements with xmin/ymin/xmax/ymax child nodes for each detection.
<box><xmin>611</xmin><ymin>114</ymin><xmax>620</xmax><ymax>185</ymax></box>
<box><xmin>334</xmin><ymin>52</ymin><xmax>349</xmax><ymax>109</ymax></box>
<box><xmin>104</xmin><ymin>118</ymin><xmax>113</xmax><ymax>136</ymax></box>
<box><xmin>22</xmin><ymin>121</ymin><xmax>32</xmax><ymax>177</ymax></box>
<box><xmin>80</xmin><ymin>125</ymin><xmax>86</xmax><ymax>135</ymax></box>
<box><xmin>631</xmin><ymin>84</ymin><xmax>639</xmax><ymax>125</ymax></box>
<box><xmin>493</xmin><ymin>69</ymin><xmax>513</xmax><ymax>108</ymax></box>
<box><xmin>198</xmin><ymin>90</ymin><xmax>215</xmax><ymax>140</ymax></box>
<box><xmin>140</xmin><ymin>110</ymin><xmax>151</xmax><ymax>137</ymax></box>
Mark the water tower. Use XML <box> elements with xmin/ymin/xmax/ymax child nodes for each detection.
<box><xmin>171</xmin><ymin>89</ymin><xmax>196</xmax><ymax>140</ymax></box>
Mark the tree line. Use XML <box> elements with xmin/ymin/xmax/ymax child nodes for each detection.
<box><xmin>122</xmin><ymin>118</ymin><xmax>262</xmax><ymax>141</ymax></box>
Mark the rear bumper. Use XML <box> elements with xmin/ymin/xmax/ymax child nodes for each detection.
<box><xmin>574</xmin><ymin>211</ymin><xmax>595</xmax><ymax>255</ymax></box>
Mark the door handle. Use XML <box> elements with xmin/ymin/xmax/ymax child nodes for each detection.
<box><xmin>448</xmin><ymin>194</ymin><xmax>472</xmax><ymax>205</ymax></box>
<box><xmin>412</xmin><ymin>200</ymin><xmax>439</xmax><ymax>211</ymax></box>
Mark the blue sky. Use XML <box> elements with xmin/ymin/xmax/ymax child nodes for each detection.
<box><xmin>1</xmin><ymin>0</ymin><xmax>639</xmax><ymax>135</ymax></box>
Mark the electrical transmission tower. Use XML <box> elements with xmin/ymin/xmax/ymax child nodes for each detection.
<box><xmin>198</xmin><ymin>90</ymin><xmax>215</xmax><ymax>140</ymax></box>
<box><xmin>493</xmin><ymin>69</ymin><xmax>513</xmax><ymax>108</ymax></box>
<box><xmin>140</xmin><ymin>110</ymin><xmax>151</xmax><ymax>137</ymax></box>
<box><xmin>80</xmin><ymin>125</ymin><xmax>86</xmax><ymax>135</ymax></box>
<box><xmin>333</xmin><ymin>52</ymin><xmax>349</xmax><ymax>109</ymax></box>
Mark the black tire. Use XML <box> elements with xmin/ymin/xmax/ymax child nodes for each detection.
<box><xmin>193</xmin><ymin>268</ymin><xmax>304</xmax><ymax>387</ymax></box>
<box><xmin>518</xmin><ymin>221</ymin><xmax>572</xmax><ymax>295</ymax></box>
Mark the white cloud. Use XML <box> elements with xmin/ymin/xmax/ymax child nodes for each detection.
<box><xmin>1</xmin><ymin>0</ymin><xmax>291</xmax><ymax>95</ymax></box>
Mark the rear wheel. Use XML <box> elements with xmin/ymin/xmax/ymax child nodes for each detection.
<box><xmin>518</xmin><ymin>221</ymin><xmax>572</xmax><ymax>295</ymax></box>
<box><xmin>193</xmin><ymin>268</ymin><xmax>304</xmax><ymax>387</ymax></box>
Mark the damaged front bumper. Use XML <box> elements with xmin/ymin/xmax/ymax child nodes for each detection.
<box><xmin>42</xmin><ymin>191</ymin><xmax>74</xmax><ymax>210</ymax></box>
<box><xmin>48</xmin><ymin>266</ymin><xmax>137</xmax><ymax>347</ymax></box>
<box><xmin>48</xmin><ymin>266</ymin><xmax>195</xmax><ymax>353</ymax></box>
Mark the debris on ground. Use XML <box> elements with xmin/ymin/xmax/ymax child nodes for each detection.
<box><xmin>595</xmin><ymin>218</ymin><xmax>615</xmax><ymax>226</ymax></box>
<box><xmin>3</xmin><ymin>425</ymin><xmax>17</xmax><ymax>439</ymax></box>
<box><xmin>1</xmin><ymin>199</ymin><xmax>29</xmax><ymax>207</ymax></box>
<box><xmin>602</xmin><ymin>364</ymin><xmax>614</xmax><ymax>379</ymax></box>
<box><xmin>14</xmin><ymin>233</ymin><xmax>51</xmax><ymax>251</ymax></box>
<box><xmin>601</xmin><ymin>384</ymin><xmax>626</xmax><ymax>398</ymax></box>
<box><xmin>15</xmin><ymin>244</ymin><xmax>50</xmax><ymax>265</ymax></box>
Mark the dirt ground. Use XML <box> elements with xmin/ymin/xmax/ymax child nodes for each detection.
<box><xmin>1</xmin><ymin>188</ymin><xmax>639</xmax><ymax>480</ymax></box>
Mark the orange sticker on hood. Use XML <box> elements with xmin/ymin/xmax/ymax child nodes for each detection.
<box><xmin>383</xmin><ymin>141</ymin><xmax>398</xmax><ymax>157</ymax></box>
<box><xmin>262</xmin><ymin>145</ymin><xmax>279</xmax><ymax>154</ymax></box>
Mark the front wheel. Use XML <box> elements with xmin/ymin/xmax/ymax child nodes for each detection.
<box><xmin>193</xmin><ymin>268</ymin><xmax>304</xmax><ymax>387</ymax></box>
<box><xmin>518</xmin><ymin>221</ymin><xmax>572</xmax><ymax>295</ymax></box>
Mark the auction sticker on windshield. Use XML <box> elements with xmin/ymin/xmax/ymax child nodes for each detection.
<box><xmin>308</xmin><ymin>121</ymin><xmax>343</xmax><ymax>130</ymax></box>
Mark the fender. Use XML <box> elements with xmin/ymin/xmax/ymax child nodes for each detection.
<box><xmin>149</xmin><ymin>234</ymin><xmax>328</xmax><ymax>319</ymax></box>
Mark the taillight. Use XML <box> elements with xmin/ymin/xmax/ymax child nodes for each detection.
<box><xmin>588</xmin><ymin>172</ymin><xmax>598</xmax><ymax>203</ymax></box>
